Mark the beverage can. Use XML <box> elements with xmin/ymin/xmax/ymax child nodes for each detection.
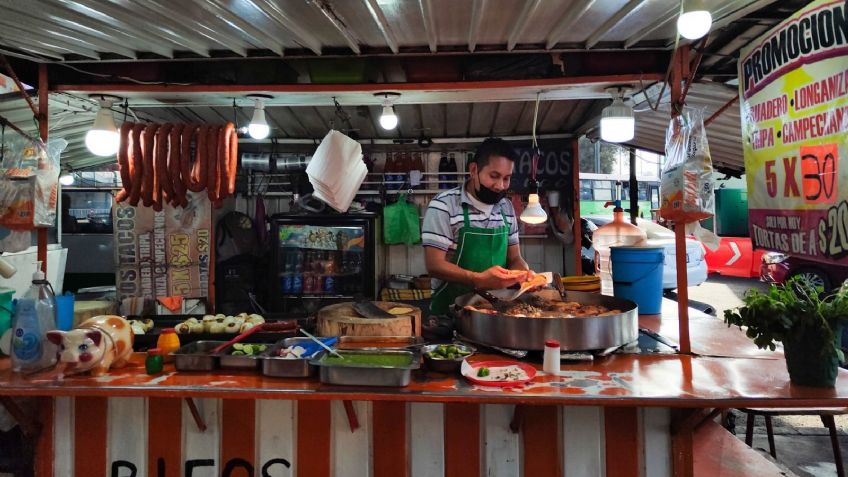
<box><xmin>281</xmin><ymin>274</ymin><xmax>293</xmax><ymax>293</ymax></box>
<box><xmin>292</xmin><ymin>274</ymin><xmax>303</xmax><ymax>294</ymax></box>
<box><xmin>323</xmin><ymin>275</ymin><xmax>335</xmax><ymax>294</ymax></box>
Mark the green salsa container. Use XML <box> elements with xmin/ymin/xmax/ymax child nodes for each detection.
<box><xmin>311</xmin><ymin>350</ymin><xmax>420</xmax><ymax>387</ymax></box>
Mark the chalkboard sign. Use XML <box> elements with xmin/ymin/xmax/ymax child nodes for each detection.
<box><xmin>508</xmin><ymin>140</ymin><xmax>574</xmax><ymax>209</ymax></box>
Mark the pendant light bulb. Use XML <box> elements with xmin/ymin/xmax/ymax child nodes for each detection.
<box><xmin>59</xmin><ymin>172</ymin><xmax>74</xmax><ymax>186</ymax></box>
<box><xmin>248</xmin><ymin>99</ymin><xmax>270</xmax><ymax>139</ymax></box>
<box><xmin>600</xmin><ymin>95</ymin><xmax>634</xmax><ymax>143</ymax></box>
<box><xmin>677</xmin><ymin>1</ymin><xmax>712</xmax><ymax>40</ymax></box>
<box><xmin>520</xmin><ymin>193</ymin><xmax>548</xmax><ymax>225</ymax></box>
<box><xmin>379</xmin><ymin>105</ymin><xmax>398</xmax><ymax>130</ymax></box>
<box><xmin>85</xmin><ymin>99</ymin><xmax>120</xmax><ymax>157</ymax></box>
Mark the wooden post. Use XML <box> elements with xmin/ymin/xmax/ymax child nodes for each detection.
<box><xmin>629</xmin><ymin>148</ymin><xmax>638</xmax><ymax>225</ymax></box>
<box><xmin>37</xmin><ymin>64</ymin><xmax>48</xmax><ymax>274</ymax></box>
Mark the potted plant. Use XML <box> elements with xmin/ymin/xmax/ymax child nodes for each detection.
<box><xmin>724</xmin><ymin>276</ymin><xmax>848</xmax><ymax>387</ymax></box>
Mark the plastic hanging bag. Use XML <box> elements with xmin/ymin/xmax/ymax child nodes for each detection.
<box><xmin>383</xmin><ymin>194</ymin><xmax>421</xmax><ymax>245</ymax></box>
<box><xmin>660</xmin><ymin>108</ymin><xmax>715</xmax><ymax>224</ymax></box>
<box><xmin>0</xmin><ymin>136</ymin><xmax>68</xmax><ymax>229</ymax></box>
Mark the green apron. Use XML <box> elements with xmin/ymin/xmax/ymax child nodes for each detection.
<box><xmin>430</xmin><ymin>204</ymin><xmax>510</xmax><ymax>315</ymax></box>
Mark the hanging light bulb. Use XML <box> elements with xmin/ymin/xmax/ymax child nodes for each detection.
<box><xmin>59</xmin><ymin>172</ymin><xmax>74</xmax><ymax>186</ymax></box>
<box><xmin>600</xmin><ymin>89</ymin><xmax>634</xmax><ymax>143</ymax></box>
<box><xmin>520</xmin><ymin>193</ymin><xmax>548</xmax><ymax>224</ymax></box>
<box><xmin>248</xmin><ymin>98</ymin><xmax>270</xmax><ymax>139</ymax></box>
<box><xmin>375</xmin><ymin>92</ymin><xmax>400</xmax><ymax>130</ymax></box>
<box><xmin>379</xmin><ymin>104</ymin><xmax>398</xmax><ymax>130</ymax></box>
<box><xmin>677</xmin><ymin>0</ymin><xmax>712</xmax><ymax>40</ymax></box>
<box><xmin>85</xmin><ymin>99</ymin><xmax>120</xmax><ymax>157</ymax></box>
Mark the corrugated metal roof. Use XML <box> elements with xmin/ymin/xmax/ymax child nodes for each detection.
<box><xmin>0</xmin><ymin>0</ymin><xmax>776</xmax><ymax>60</ymax></box>
<box><xmin>0</xmin><ymin>0</ymin><xmax>808</xmax><ymax>173</ymax></box>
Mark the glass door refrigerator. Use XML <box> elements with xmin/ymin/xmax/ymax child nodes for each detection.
<box><xmin>270</xmin><ymin>213</ymin><xmax>377</xmax><ymax>314</ymax></box>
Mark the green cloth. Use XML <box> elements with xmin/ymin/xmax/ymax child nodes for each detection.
<box><xmin>429</xmin><ymin>205</ymin><xmax>509</xmax><ymax>315</ymax></box>
<box><xmin>383</xmin><ymin>195</ymin><xmax>421</xmax><ymax>245</ymax></box>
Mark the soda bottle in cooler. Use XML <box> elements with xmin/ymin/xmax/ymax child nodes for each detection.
<box><xmin>281</xmin><ymin>273</ymin><xmax>293</xmax><ymax>294</ymax></box>
<box><xmin>293</xmin><ymin>249</ymin><xmax>304</xmax><ymax>273</ymax></box>
<box><xmin>303</xmin><ymin>273</ymin><xmax>315</xmax><ymax>294</ymax></box>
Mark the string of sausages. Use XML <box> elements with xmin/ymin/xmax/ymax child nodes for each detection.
<box><xmin>115</xmin><ymin>122</ymin><xmax>238</xmax><ymax>209</ymax></box>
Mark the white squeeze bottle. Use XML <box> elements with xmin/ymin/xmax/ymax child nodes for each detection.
<box><xmin>11</xmin><ymin>262</ymin><xmax>58</xmax><ymax>373</ymax></box>
<box><xmin>593</xmin><ymin>201</ymin><xmax>646</xmax><ymax>296</ymax></box>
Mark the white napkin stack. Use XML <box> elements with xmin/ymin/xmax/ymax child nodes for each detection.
<box><xmin>306</xmin><ymin>130</ymin><xmax>367</xmax><ymax>212</ymax></box>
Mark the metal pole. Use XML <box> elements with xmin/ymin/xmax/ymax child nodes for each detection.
<box><xmin>37</xmin><ymin>64</ymin><xmax>48</xmax><ymax>275</ymax></box>
<box><xmin>670</xmin><ymin>46</ymin><xmax>691</xmax><ymax>356</ymax></box>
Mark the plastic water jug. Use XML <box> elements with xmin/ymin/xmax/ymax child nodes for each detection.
<box><xmin>593</xmin><ymin>201</ymin><xmax>646</xmax><ymax>295</ymax></box>
<box><xmin>10</xmin><ymin>261</ymin><xmax>58</xmax><ymax>373</ymax></box>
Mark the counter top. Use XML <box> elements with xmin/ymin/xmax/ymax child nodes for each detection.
<box><xmin>2</xmin><ymin>300</ymin><xmax>847</xmax><ymax>408</ymax></box>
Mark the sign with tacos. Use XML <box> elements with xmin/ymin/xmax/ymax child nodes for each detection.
<box><xmin>113</xmin><ymin>192</ymin><xmax>212</xmax><ymax>300</ymax></box>
<box><xmin>739</xmin><ymin>0</ymin><xmax>848</xmax><ymax>264</ymax></box>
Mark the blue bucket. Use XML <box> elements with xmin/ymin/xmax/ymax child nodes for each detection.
<box><xmin>610</xmin><ymin>246</ymin><xmax>665</xmax><ymax>315</ymax></box>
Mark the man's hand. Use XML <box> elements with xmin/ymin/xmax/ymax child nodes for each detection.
<box><xmin>472</xmin><ymin>266</ymin><xmax>527</xmax><ymax>290</ymax></box>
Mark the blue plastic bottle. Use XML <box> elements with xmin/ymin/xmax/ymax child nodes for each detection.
<box><xmin>11</xmin><ymin>262</ymin><xmax>58</xmax><ymax>373</ymax></box>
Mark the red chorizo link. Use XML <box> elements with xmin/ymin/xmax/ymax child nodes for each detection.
<box><xmin>194</xmin><ymin>125</ymin><xmax>210</xmax><ymax>192</ymax></box>
<box><xmin>168</xmin><ymin>124</ymin><xmax>185</xmax><ymax>206</ymax></box>
<box><xmin>218</xmin><ymin>123</ymin><xmax>234</xmax><ymax>200</ymax></box>
<box><xmin>116</xmin><ymin>122</ymin><xmax>133</xmax><ymax>202</ymax></box>
<box><xmin>155</xmin><ymin>124</ymin><xmax>174</xmax><ymax>208</ymax></box>
<box><xmin>140</xmin><ymin>124</ymin><xmax>160</xmax><ymax>207</ymax></box>
<box><xmin>128</xmin><ymin>124</ymin><xmax>146</xmax><ymax>206</ymax></box>
<box><xmin>180</xmin><ymin>124</ymin><xmax>203</xmax><ymax>193</ymax></box>
<box><xmin>207</xmin><ymin>125</ymin><xmax>221</xmax><ymax>201</ymax></box>
<box><xmin>228</xmin><ymin>128</ymin><xmax>238</xmax><ymax>195</ymax></box>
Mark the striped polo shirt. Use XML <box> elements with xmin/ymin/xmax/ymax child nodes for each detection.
<box><xmin>422</xmin><ymin>185</ymin><xmax>519</xmax><ymax>263</ymax></box>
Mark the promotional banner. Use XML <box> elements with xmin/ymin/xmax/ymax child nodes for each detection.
<box><xmin>739</xmin><ymin>0</ymin><xmax>848</xmax><ymax>264</ymax></box>
<box><xmin>113</xmin><ymin>192</ymin><xmax>212</xmax><ymax>300</ymax></box>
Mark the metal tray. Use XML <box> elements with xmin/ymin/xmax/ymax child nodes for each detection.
<box><xmin>260</xmin><ymin>338</ymin><xmax>323</xmax><ymax>378</ymax></box>
<box><xmin>173</xmin><ymin>341</ymin><xmax>224</xmax><ymax>371</ymax></box>
<box><xmin>218</xmin><ymin>343</ymin><xmax>273</xmax><ymax>371</ymax></box>
<box><xmin>336</xmin><ymin>336</ymin><xmax>424</xmax><ymax>350</ymax></box>
<box><xmin>455</xmin><ymin>289</ymin><xmax>638</xmax><ymax>351</ymax></box>
<box><xmin>311</xmin><ymin>350</ymin><xmax>420</xmax><ymax>387</ymax></box>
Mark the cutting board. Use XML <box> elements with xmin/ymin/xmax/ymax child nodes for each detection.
<box><xmin>316</xmin><ymin>301</ymin><xmax>421</xmax><ymax>337</ymax></box>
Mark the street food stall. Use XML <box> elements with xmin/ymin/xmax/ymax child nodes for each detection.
<box><xmin>0</xmin><ymin>1</ymin><xmax>843</xmax><ymax>476</ymax></box>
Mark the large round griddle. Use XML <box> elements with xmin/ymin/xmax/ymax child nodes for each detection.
<box><xmin>454</xmin><ymin>289</ymin><xmax>638</xmax><ymax>351</ymax></box>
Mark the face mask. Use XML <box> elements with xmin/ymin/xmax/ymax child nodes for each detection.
<box><xmin>475</xmin><ymin>175</ymin><xmax>506</xmax><ymax>205</ymax></box>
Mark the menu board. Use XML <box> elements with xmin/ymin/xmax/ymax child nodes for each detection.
<box><xmin>113</xmin><ymin>192</ymin><xmax>212</xmax><ymax>300</ymax></box>
<box><xmin>277</xmin><ymin>225</ymin><xmax>365</xmax><ymax>252</ymax></box>
<box><xmin>738</xmin><ymin>0</ymin><xmax>848</xmax><ymax>264</ymax></box>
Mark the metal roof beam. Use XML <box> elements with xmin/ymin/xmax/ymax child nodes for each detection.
<box><xmin>0</xmin><ymin>27</ymin><xmax>100</xmax><ymax>59</ymax></box>
<box><xmin>585</xmin><ymin>0</ymin><xmax>649</xmax><ymax>49</ymax></box>
<box><xmin>418</xmin><ymin>0</ymin><xmax>437</xmax><ymax>53</ymax></box>
<box><xmin>136</xmin><ymin>1</ymin><xmax>250</xmax><ymax>57</ymax></box>
<box><xmin>306</xmin><ymin>0</ymin><xmax>362</xmax><ymax>55</ymax></box>
<box><xmin>193</xmin><ymin>0</ymin><xmax>285</xmax><ymax>56</ymax></box>
<box><xmin>248</xmin><ymin>0</ymin><xmax>324</xmax><ymax>55</ymax></box>
<box><xmin>66</xmin><ymin>0</ymin><xmax>210</xmax><ymax>57</ymax></box>
<box><xmin>623</xmin><ymin>5</ymin><xmax>679</xmax><ymax>49</ymax></box>
<box><xmin>507</xmin><ymin>0</ymin><xmax>544</xmax><ymax>51</ymax></box>
<box><xmin>28</xmin><ymin>0</ymin><xmax>175</xmax><ymax>58</ymax></box>
<box><xmin>468</xmin><ymin>0</ymin><xmax>486</xmax><ymax>52</ymax></box>
<box><xmin>364</xmin><ymin>0</ymin><xmax>399</xmax><ymax>54</ymax></box>
<box><xmin>0</xmin><ymin>11</ymin><xmax>137</xmax><ymax>59</ymax></box>
<box><xmin>0</xmin><ymin>41</ymin><xmax>65</xmax><ymax>61</ymax></box>
<box><xmin>545</xmin><ymin>0</ymin><xmax>596</xmax><ymax>50</ymax></box>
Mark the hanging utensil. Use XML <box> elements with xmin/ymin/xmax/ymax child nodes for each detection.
<box><xmin>210</xmin><ymin>320</ymin><xmax>298</xmax><ymax>355</ymax></box>
<box><xmin>300</xmin><ymin>328</ymin><xmax>344</xmax><ymax>359</ymax></box>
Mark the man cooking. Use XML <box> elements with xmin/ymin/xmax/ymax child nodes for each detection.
<box><xmin>422</xmin><ymin>138</ymin><xmax>533</xmax><ymax>315</ymax></box>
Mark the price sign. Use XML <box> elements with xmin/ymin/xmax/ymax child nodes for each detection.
<box><xmin>801</xmin><ymin>144</ymin><xmax>838</xmax><ymax>205</ymax></box>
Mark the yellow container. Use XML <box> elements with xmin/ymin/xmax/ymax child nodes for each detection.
<box><xmin>561</xmin><ymin>275</ymin><xmax>601</xmax><ymax>293</ymax></box>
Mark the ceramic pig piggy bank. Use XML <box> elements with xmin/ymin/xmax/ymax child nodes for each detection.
<box><xmin>46</xmin><ymin>315</ymin><xmax>134</xmax><ymax>376</ymax></box>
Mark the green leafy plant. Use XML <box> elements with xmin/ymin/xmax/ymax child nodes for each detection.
<box><xmin>724</xmin><ymin>276</ymin><xmax>848</xmax><ymax>362</ymax></box>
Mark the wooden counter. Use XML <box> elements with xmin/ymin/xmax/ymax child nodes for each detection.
<box><xmin>1</xmin><ymin>300</ymin><xmax>846</xmax><ymax>477</ymax></box>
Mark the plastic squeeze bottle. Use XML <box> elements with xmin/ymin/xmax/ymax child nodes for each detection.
<box><xmin>11</xmin><ymin>262</ymin><xmax>58</xmax><ymax>373</ymax></box>
<box><xmin>592</xmin><ymin>201</ymin><xmax>646</xmax><ymax>295</ymax></box>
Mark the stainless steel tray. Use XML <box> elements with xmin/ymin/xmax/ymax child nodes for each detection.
<box><xmin>260</xmin><ymin>338</ymin><xmax>323</xmax><ymax>378</ymax></box>
<box><xmin>336</xmin><ymin>335</ymin><xmax>424</xmax><ymax>350</ymax></box>
<box><xmin>455</xmin><ymin>289</ymin><xmax>638</xmax><ymax>351</ymax></box>
<box><xmin>311</xmin><ymin>350</ymin><xmax>420</xmax><ymax>387</ymax></box>
<box><xmin>173</xmin><ymin>340</ymin><xmax>224</xmax><ymax>371</ymax></box>
<box><xmin>218</xmin><ymin>343</ymin><xmax>272</xmax><ymax>370</ymax></box>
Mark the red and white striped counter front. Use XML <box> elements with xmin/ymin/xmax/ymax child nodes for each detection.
<box><xmin>3</xmin><ymin>308</ymin><xmax>848</xmax><ymax>477</ymax></box>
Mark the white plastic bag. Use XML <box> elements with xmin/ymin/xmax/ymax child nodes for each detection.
<box><xmin>660</xmin><ymin>109</ymin><xmax>715</xmax><ymax>224</ymax></box>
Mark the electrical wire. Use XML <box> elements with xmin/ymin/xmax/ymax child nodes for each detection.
<box><xmin>57</xmin><ymin>62</ymin><xmax>195</xmax><ymax>86</ymax></box>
